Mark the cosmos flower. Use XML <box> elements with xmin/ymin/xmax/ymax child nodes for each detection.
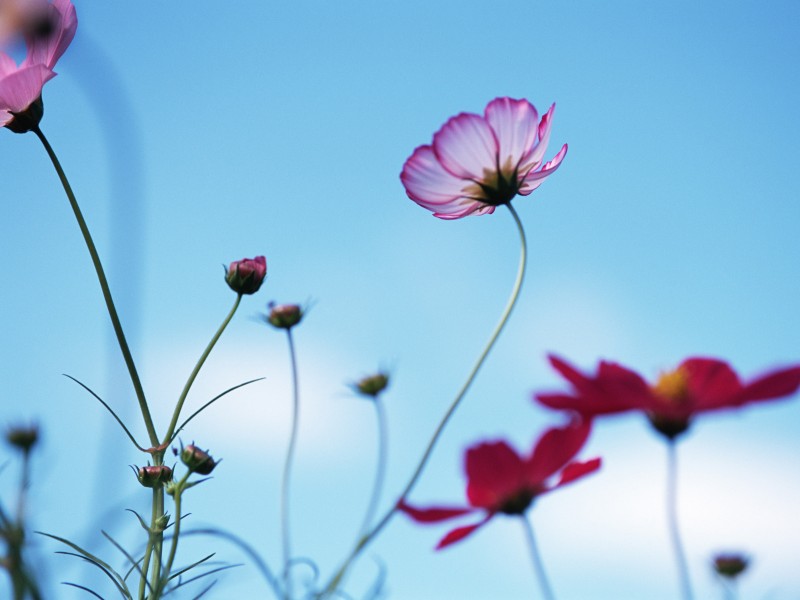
<box><xmin>0</xmin><ymin>0</ymin><xmax>76</xmax><ymax>131</ymax></box>
<box><xmin>400</xmin><ymin>96</ymin><xmax>567</xmax><ymax>219</ymax></box>
<box><xmin>399</xmin><ymin>419</ymin><xmax>600</xmax><ymax>549</ymax></box>
<box><xmin>535</xmin><ymin>354</ymin><xmax>800</xmax><ymax>439</ymax></box>
<box><xmin>225</xmin><ymin>255</ymin><xmax>267</xmax><ymax>295</ymax></box>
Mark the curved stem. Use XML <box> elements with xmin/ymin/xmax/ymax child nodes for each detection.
<box><xmin>281</xmin><ymin>328</ymin><xmax>301</xmax><ymax>600</ymax></box>
<box><xmin>157</xmin><ymin>473</ymin><xmax>191</xmax><ymax>595</ymax></box>
<box><xmin>521</xmin><ymin>516</ymin><xmax>555</xmax><ymax>600</ymax></box>
<box><xmin>33</xmin><ymin>127</ymin><xmax>158</xmax><ymax>447</ymax></box>
<box><xmin>163</xmin><ymin>294</ymin><xmax>242</xmax><ymax>444</ymax></box>
<box><xmin>666</xmin><ymin>441</ymin><xmax>693</xmax><ymax>600</ymax></box>
<box><xmin>357</xmin><ymin>396</ymin><xmax>388</xmax><ymax>540</ymax></box>
<box><xmin>321</xmin><ymin>203</ymin><xmax>528</xmax><ymax>597</ymax></box>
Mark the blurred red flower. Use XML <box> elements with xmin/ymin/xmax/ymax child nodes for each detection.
<box><xmin>536</xmin><ymin>355</ymin><xmax>800</xmax><ymax>439</ymax></box>
<box><xmin>399</xmin><ymin>419</ymin><xmax>600</xmax><ymax>549</ymax></box>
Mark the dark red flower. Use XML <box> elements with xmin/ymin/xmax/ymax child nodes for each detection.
<box><xmin>398</xmin><ymin>420</ymin><xmax>600</xmax><ymax>549</ymax></box>
<box><xmin>536</xmin><ymin>355</ymin><xmax>800</xmax><ymax>439</ymax></box>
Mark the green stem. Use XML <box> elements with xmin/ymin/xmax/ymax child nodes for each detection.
<box><xmin>156</xmin><ymin>473</ymin><xmax>191</xmax><ymax>595</ymax></box>
<box><xmin>357</xmin><ymin>396</ymin><xmax>388</xmax><ymax>541</ymax></box>
<box><xmin>280</xmin><ymin>328</ymin><xmax>300</xmax><ymax>600</ymax></box>
<box><xmin>149</xmin><ymin>485</ymin><xmax>165</xmax><ymax>598</ymax></box>
<box><xmin>33</xmin><ymin>127</ymin><xmax>158</xmax><ymax>447</ymax></box>
<box><xmin>321</xmin><ymin>202</ymin><xmax>528</xmax><ymax>597</ymax></box>
<box><xmin>521</xmin><ymin>516</ymin><xmax>555</xmax><ymax>600</ymax></box>
<box><xmin>163</xmin><ymin>294</ymin><xmax>242</xmax><ymax>444</ymax></box>
<box><xmin>666</xmin><ymin>441</ymin><xmax>693</xmax><ymax>600</ymax></box>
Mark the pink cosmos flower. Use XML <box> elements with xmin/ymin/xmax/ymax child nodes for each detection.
<box><xmin>0</xmin><ymin>0</ymin><xmax>76</xmax><ymax>131</ymax></box>
<box><xmin>225</xmin><ymin>255</ymin><xmax>267</xmax><ymax>295</ymax></box>
<box><xmin>400</xmin><ymin>97</ymin><xmax>568</xmax><ymax>219</ymax></box>
<box><xmin>399</xmin><ymin>419</ymin><xmax>600</xmax><ymax>549</ymax></box>
<box><xmin>535</xmin><ymin>354</ymin><xmax>800</xmax><ymax>439</ymax></box>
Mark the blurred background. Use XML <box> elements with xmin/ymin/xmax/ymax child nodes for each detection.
<box><xmin>2</xmin><ymin>0</ymin><xmax>799</xmax><ymax>598</ymax></box>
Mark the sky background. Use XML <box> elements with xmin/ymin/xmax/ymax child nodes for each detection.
<box><xmin>2</xmin><ymin>1</ymin><xmax>800</xmax><ymax>598</ymax></box>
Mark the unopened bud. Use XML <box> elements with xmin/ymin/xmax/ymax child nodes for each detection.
<box><xmin>713</xmin><ymin>553</ymin><xmax>749</xmax><ymax>579</ymax></box>
<box><xmin>5</xmin><ymin>424</ymin><xmax>39</xmax><ymax>453</ymax></box>
<box><xmin>181</xmin><ymin>444</ymin><xmax>217</xmax><ymax>475</ymax></box>
<box><xmin>154</xmin><ymin>513</ymin><xmax>170</xmax><ymax>532</ymax></box>
<box><xmin>135</xmin><ymin>465</ymin><xmax>173</xmax><ymax>488</ymax></box>
<box><xmin>225</xmin><ymin>256</ymin><xmax>266</xmax><ymax>295</ymax></box>
<box><xmin>265</xmin><ymin>303</ymin><xmax>303</xmax><ymax>330</ymax></box>
<box><xmin>352</xmin><ymin>373</ymin><xmax>390</xmax><ymax>398</ymax></box>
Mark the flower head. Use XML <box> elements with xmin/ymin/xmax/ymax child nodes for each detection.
<box><xmin>180</xmin><ymin>443</ymin><xmax>218</xmax><ymax>475</ymax></box>
<box><xmin>713</xmin><ymin>553</ymin><xmax>749</xmax><ymax>579</ymax></box>
<box><xmin>399</xmin><ymin>419</ymin><xmax>600</xmax><ymax>549</ymax></box>
<box><xmin>536</xmin><ymin>355</ymin><xmax>800</xmax><ymax>440</ymax></box>
<box><xmin>400</xmin><ymin>97</ymin><xmax>567</xmax><ymax>219</ymax></box>
<box><xmin>225</xmin><ymin>255</ymin><xmax>266</xmax><ymax>295</ymax></box>
<box><xmin>5</xmin><ymin>423</ymin><xmax>38</xmax><ymax>453</ymax></box>
<box><xmin>135</xmin><ymin>464</ymin><xmax>173</xmax><ymax>488</ymax></box>
<box><xmin>1</xmin><ymin>0</ymin><xmax>76</xmax><ymax>132</ymax></box>
<box><xmin>264</xmin><ymin>302</ymin><xmax>303</xmax><ymax>330</ymax></box>
<box><xmin>351</xmin><ymin>372</ymin><xmax>390</xmax><ymax>398</ymax></box>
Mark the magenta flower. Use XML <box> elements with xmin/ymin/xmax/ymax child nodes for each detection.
<box><xmin>399</xmin><ymin>419</ymin><xmax>600</xmax><ymax>549</ymax></box>
<box><xmin>0</xmin><ymin>0</ymin><xmax>76</xmax><ymax>132</ymax></box>
<box><xmin>400</xmin><ymin>97</ymin><xmax>568</xmax><ymax>219</ymax></box>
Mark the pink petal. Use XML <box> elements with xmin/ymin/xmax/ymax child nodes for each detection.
<box><xmin>401</xmin><ymin>145</ymin><xmax>470</xmax><ymax>206</ymax></box>
<box><xmin>484</xmin><ymin>97</ymin><xmax>539</xmax><ymax>173</ymax></box>
<box><xmin>681</xmin><ymin>358</ymin><xmax>742</xmax><ymax>410</ymax></box>
<box><xmin>520</xmin><ymin>103</ymin><xmax>556</xmax><ymax>173</ymax></box>
<box><xmin>436</xmin><ymin>515</ymin><xmax>493</xmax><ymax>550</ymax></box>
<box><xmin>433</xmin><ymin>112</ymin><xmax>499</xmax><ymax>180</ymax></box>
<box><xmin>465</xmin><ymin>440</ymin><xmax>526</xmax><ymax>510</ymax></box>
<box><xmin>525</xmin><ymin>419</ymin><xmax>592</xmax><ymax>485</ymax></box>
<box><xmin>518</xmin><ymin>143</ymin><xmax>568</xmax><ymax>196</ymax></box>
<box><xmin>738</xmin><ymin>365</ymin><xmax>800</xmax><ymax>404</ymax></box>
<box><xmin>397</xmin><ymin>499</ymin><xmax>476</xmax><ymax>523</ymax></box>
<box><xmin>0</xmin><ymin>63</ymin><xmax>52</xmax><ymax>113</ymax></box>
<box><xmin>0</xmin><ymin>53</ymin><xmax>18</xmax><ymax>78</ymax></box>
<box><xmin>23</xmin><ymin>0</ymin><xmax>77</xmax><ymax>70</ymax></box>
<box><xmin>552</xmin><ymin>457</ymin><xmax>602</xmax><ymax>488</ymax></box>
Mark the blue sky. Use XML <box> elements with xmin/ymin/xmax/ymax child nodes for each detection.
<box><xmin>2</xmin><ymin>1</ymin><xmax>800</xmax><ymax>598</ymax></box>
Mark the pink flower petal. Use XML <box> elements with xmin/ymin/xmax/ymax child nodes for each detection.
<box><xmin>0</xmin><ymin>63</ymin><xmax>52</xmax><ymax>113</ymax></box>
<box><xmin>525</xmin><ymin>419</ymin><xmax>592</xmax><ymax>485</ymax></box>
<box><xmin>484</xmin><ymin>97</ymin><xmax>539</xmax><ymax>173</ymax></box>
<box><xmin>681</xmin><ymin>358</ymin><xmax>742</xmax><ymax>410</ymax></box>
<box><xmin>401</xmin><ymin>145</ymin><xmax>471</xmax><ymax>206</ymax></box>
<box><xmin>520</xmin><ymin>103</ymin><xmax>556</xmax><ymax>173</ymax></box>
<box><xmin>436</xmin><ymin>515</ymin><xmax>493</xmax><ymax>550</ymax></box>
<box><xmin>518</xmin><ymin>143</ymin><xmax>568</xmax><ymax>196</ymax></box>
<box><xmin>0</xmin><ymin>53</ymin><xmax>17</xmax><ymax>78</ymax></box>
<box><xmin>397</xmin><ymin>499</ymin><xmax>476</xmax><ymax>523</ymax></box>
<box><xmin>22</xmin><ymin>0</ymin><xmax>77</xmax><ymax>70</ymax></box>
<box><xmin>465</xmin><ymin>440</ymin><xmax>526</xmax><ymax>510</ymax></box>
<box><xmin>433</xmin><ymin>112</ymin><xmax>498</xmax><ymax>180</ymax></box>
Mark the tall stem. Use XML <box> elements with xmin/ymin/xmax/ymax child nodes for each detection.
<box><xmin>163</xmin><ymin>294</ymin><xmax>242</xmax><ymax>444</ymax></box>
<box><xmin>521</xmin><ymin>516</ymin><xmax>555</xmax><ymax>600</ymax></box>
<box><xmin>321</xmin><ymin>203</ymin><xmax>528</xmax><ymax>597</ymax></box>
<box><xmin>357</xmin><ymin>396</ymin><xmax>388</xmax><ymax>540</ymax></box>
<box><xmin>666</xmin><ymin>441</ymin><xmax>693</xmax><ymax>600</ymax></box>
<box><xmin>280</xmin><ymin>328</ymin><xmax>301</xmax><ymax>600</ymax></box>
<box><xmin>33</xmin><ymin>127</ymin><xmax>158</xmax><ymax>447</ymax></box>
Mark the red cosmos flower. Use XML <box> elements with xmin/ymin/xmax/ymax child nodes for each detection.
<box><xmin>535</xmin><ymin>355</ymin><xmax>800</xmax><ymax>439</ymax></box>
<box><xmin>398</xmin><ymin>420</ymin><xmax>600</xmax><ymax>549</ymax></box>
<box><xmin>400</xmin><ymin>97</ymin><xmax>567</xmax><ymax>219</ymax></box>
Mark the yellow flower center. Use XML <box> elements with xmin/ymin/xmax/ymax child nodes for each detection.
<box><xmin>652</xmin><ymin>367</ymin><xmax>689</xmax><ymax>404</ymax></box>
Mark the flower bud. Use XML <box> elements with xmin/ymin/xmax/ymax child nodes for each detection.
<box><xmin>5</xmin><ymin>424</ymin><xmax>39</xmax><ymax>453</ymax></box>
<box><xmin>154</xmin><ymin>513</ymin><xmax>170</xmax><ymax>532</ymax></box>
<box><xmin>713</xmin><ymin>553</ymin><xmax>749</xmax><ymax>579</ymax></box>
<box><xmin>265</xmin><ymin>303</ymin><xmax>303</xmax><ymax>330</ymax></box>
<box><xmin>225</xmin><ymin>256</ymin><xmax>266</xmax><ymax>295</ymax></box>
<box><xmin>135</xmin><ymin>465</ymin><xmax>173</xmax><ymax>488</ymax></box>
<box><xmin>352</xmin><ymin>372</ymin><xmax>390</xmax><ymax>398</ymax></box>
<box><xmin>181</xmin><ymin>444</ymin><xmax>217</xmax><ymax>475</ymax></box>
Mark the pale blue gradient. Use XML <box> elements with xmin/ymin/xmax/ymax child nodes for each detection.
<box><xmin>2</xmin><ymin>1</ymin><xmax>799</xmax><ymax>598</ymax></box>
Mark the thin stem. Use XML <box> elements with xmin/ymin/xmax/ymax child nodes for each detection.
<box><xmin>521</xmin><ymin>516</ymin><xmax>555</xmax><ymax>600</ymax></box>
<box><xmin>666</xmin><ymin>441</ymin><xmax>693</xmax><ymax>600</ymax></box>
<box><xmin>280</xmin><ymin>328</ymin><xmax>301</xmax><ymax>600</ymax></box>
<box><xmin>321</xmin><ymin>202</ymin><xmax>528</xmax><ymax>597</ymax></box>
<box><xmin>33</xmin><ymin>127</ymin><xmax>158</xmax><ymax>447</ymax></box>
<box><xmin>157</xmin><ymin>473</ymin><xmax>191</xmax><ymax>595</ymax></box>
<box><xmin>163</xmin><ymin>294</ymin><xmax>242</xmax><ymax>444</ymax></box>
<box><xmin>149</xmin><ymin>486</ymin><xmax>165</xmax><ymax>598</ymax></box>
<box><xmin>357</xmin><ymin>396</ymin><xmax>388</xmax><ymax>540</ymax></box>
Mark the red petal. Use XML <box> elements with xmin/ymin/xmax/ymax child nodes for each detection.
<box><xmin>397</xmin><ymin>499</ymin><xmax>476</xmax><ymax>523</ymax></box>
<box><xmin>553</xmin><ymin>457</ymin><xmax>602</xmax><ymax>488</ymax></box>
<box><xmin>681</xmin><ymin>358</ymin><xmax>743</xmax><ymax>410</ymax></box>
<box><xmin>435</xmin><ymin>515</ymin><xmax>493</xmax><ymax>550</ymax></box>
<box><xmin>525</xmin><ymin>419</ymin><xmax>592</xmax><ymax>485</ymax></box>
<box><xmin>465</xmin><ymin>441</ymin><xmax>526</xmax><ymax>510</ymax></box>
<box><xmin>738</xmin><ymin>365</ymin><xmax>800</xmax><ymax>404</ymax></box>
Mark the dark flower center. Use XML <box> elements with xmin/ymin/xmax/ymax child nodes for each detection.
<box><xmin>474</xmin><ymin>166</ymin><xmax>521</xmax><ymax>206</ymax></box>
<box><xmin>498</xmin><ymin>488</ymin><xmax>536</xmax><ymax>515</ymax></box>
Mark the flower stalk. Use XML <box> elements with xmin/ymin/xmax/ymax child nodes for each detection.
<box><xmin>666</xmin><ymin>441</ymin><xmax>693</xmax><ymax>600</ymax></box>
<box><xmin>281</xmin><ymin>327</ymin><xmax>301</xmax><ymax>600</ymax></box>
<box><xmin>521</xmin><ymin>516</ymin><xmax>555</xmax><ymax>600</ymax></box>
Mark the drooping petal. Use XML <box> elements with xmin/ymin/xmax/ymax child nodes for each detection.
<box><xmin>0</xmin><ymin>52</ymin><xmax>18</xmax><ymax>78</ymax></box>
<box><xmin>484</xmin><ymin>97</ymin><xmax>539</xmax><ymax>174</ymax></box>
<box><xmin>518</xmin><ymin>143</ymin><xmax>568</xmax><ymax>196</ymax></box>
<box><xmin>465</xmin><ymin>440</ymin><xmax>526</xmax><ymax>510</ymax></box>
<box><xmin>22</xmin><ymin>0</ymin><xmax>77</xmax><ymax>70</ymax></box>
<box><xmin>681</xmin><ymin>358</ymin><xmax>743</xmax><ymax>410</ymax></box>
<box><xmin>436</xmin><ymin>514</ymin><xmax>493</xmax><ymax>550</ymax></box>
<box><xmin>737</xmin><ymin>365</ymin><xmax>800</xmax><ymax>405</ymax></box>
<box><xmin>551</xmin><ymin>457</ymin><xmax>602</xmax><ymax>488</ymax></box>
<box><xmin>433</xmin><ymin>112</ymin><xmax>499</xmax><ymax>180</ymax></box>
<box><xmin>524</xmin><ymin>419</ymin><xmax>592</xmax><ymax>485</ymax></box>
<box><xmin>0</xmin><ymin>63</ymin><xmax>52</xmax><ymax>113</ymax></box>
<box><xmin>397</xmin><ymin>499</ymin><xmax>477</xmax><ymax>523</ymax></box>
